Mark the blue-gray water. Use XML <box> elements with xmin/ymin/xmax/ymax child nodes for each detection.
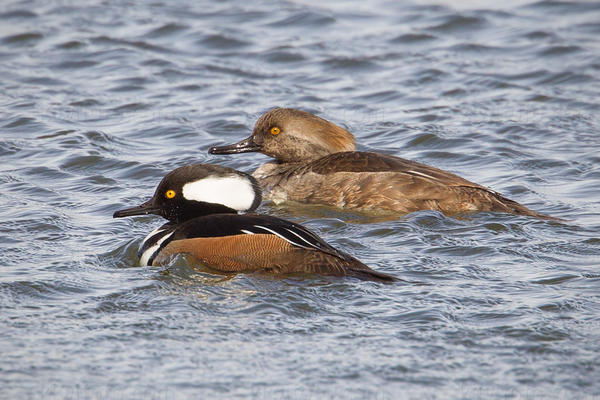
<box><xmin>1</xmin><ymin>0</ymin><xmax>599</xmax><ymax>398</ymax></box>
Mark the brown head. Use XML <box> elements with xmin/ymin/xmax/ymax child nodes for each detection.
<box><xmin>209</xmin><ymin>108</ymin><xmax>356</xmax><ymax>163</ymax></box>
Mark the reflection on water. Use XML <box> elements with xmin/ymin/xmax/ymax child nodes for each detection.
<box><xmin>1</xmin><ymin>0</ymin><xmax>599</xmax><ymax>398</ymax></box>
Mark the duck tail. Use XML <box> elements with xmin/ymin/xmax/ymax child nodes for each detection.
<box><xmin>347</xmin><ymin>267</ymin><xmax>399</xmax><ymax>283</ymax></box>
<box><xmin>491</xmin><ymin>193</ymin><xmax>564</xmax><ymax>221</ymax></box>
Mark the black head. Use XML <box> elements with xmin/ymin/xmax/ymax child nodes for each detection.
<box><xmin>113</xmin><ymin>164</ymin><xmax>262</xmax><ymax>224</ymax></box>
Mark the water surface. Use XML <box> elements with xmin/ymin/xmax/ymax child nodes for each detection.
<box><xmin>1</xmin><ymin>0</ymin><xmax>599</xmax><ymax>398</ymax></box>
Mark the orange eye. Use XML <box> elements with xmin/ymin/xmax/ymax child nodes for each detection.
<box><xmin>165</xmin><ymin>190</ymin><xmax>176</xmax><ymax>199</ymax></box>
<box><xmin>270</xmin><ymin>126</ymin><xmax>281</xmax><ymax>135</ymax></box>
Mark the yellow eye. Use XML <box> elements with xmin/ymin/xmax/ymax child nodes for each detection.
<box><xmin>165</xmin><ymin>190</ymin><xmax>176</xmax><ymax>199</ymax></box>
<box><xmin>270</xmin><ymin>126</ymin><xmax>281</xmax><ymax>135</ymax></box>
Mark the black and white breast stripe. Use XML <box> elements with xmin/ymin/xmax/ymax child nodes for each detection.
<box><xmin>137</xmin><ymin>213</ymin><xmax>349</xmax><ymax>266</ymax></box>
<box><xmin>138</xmin><ymin>224</ymin><xmax>177</xmax><ymax>266</ymax></box>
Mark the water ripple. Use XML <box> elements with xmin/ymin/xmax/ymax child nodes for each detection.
<box><xmin>1</xmin><ymin>32</ymin><xmax>43</xmax><ymax>45</ymax></box>
<box><xmin>428</xmin><ymin>15</ymin><xmax>487</xmax><ymax>33</ymax></box>
<box><xmin>1</xmin><ymin>0</ymin><xmax>600</xmax><ymax>398</ymax></box>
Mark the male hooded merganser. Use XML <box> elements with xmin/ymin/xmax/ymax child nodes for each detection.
<box><xmin>209</xmin><ymin>107</ymin><xmax>558</xmax><ymax>219</ymax></box>
<box><xmin>113</xmin><ymin>163</ymin><xmax>396</xmax><ymax>282</ymax></box>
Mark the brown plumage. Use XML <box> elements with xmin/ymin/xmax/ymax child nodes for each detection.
<box><xmin>258</xmin><ymin>151</ymin><xmax>554</xmax><ymax>217</ymax></box>
<box><xmin>252</xmin><ymin>108</ymin><xmax>356</xmax><ymax>162</ymax></box>
<box><xmin>154</xmin><ymin>233</ymin><xmax>394</xmax><ymax>281</ymax></box>
<box><xmin>209</xmin><ymin>108</ymin><xmax>560</xmax><ymax>220</ymax></box>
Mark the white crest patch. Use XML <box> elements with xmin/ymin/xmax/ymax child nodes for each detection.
<box><xmin>182</xmin><ymin>175</ymin><xmax>256</xmax><ymax>211</ymax></box>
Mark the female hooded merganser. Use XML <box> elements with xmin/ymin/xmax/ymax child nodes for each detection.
<box><xmin>209</xmin><ymin>107</ymin><xmax>558</xmax><ymax>219</ymax></box>
<box><xmin>113</xmin><ymin>163</ymin><xmax>396</xmax><ymax>282</ymax></box>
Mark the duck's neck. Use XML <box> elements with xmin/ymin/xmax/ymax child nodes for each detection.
<box><xmin>252</xmin><ymin>161</ymin><xmax>302</xmax><ymax>190</ymax></box>
<box><xmin>169</xmin><ymin>202</ymin><xmax>238</xmax><ymax>224</ymax></box>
